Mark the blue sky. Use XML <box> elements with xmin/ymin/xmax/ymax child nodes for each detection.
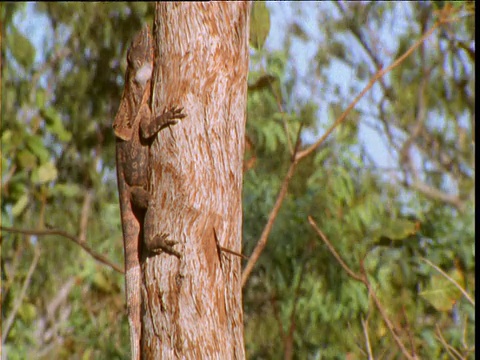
<box><xmin>265</xmin><ymin>2</ymin><xmax>397</xmax><ymax>167</ymax></box>
<box><xmin>15</xmin><ymin>2</ymin><xmax>419</xmax><ymax>172</ymax></box>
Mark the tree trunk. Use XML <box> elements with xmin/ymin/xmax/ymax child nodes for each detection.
<box><xmin>141</xmin><ymin>3</ymin><xmax>249</xmax><ymax>358</ymax></box>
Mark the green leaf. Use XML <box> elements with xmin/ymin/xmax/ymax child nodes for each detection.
<box><xmin>7</xmin><ymin>26</ymin><xmax>36</xmax><ymax>69</ymax></box>
<box><xmin>17</xmin><ymin>149</ymin><xmax>37</xmax><ymax>170</ymax></box>
<box><xmin>35</xmin><ymin>88</ymin><xmax>47</xmax><ymax>108</ymax></box>
<box><xmin>31</xmin><ymin>161</ymin><xmax>58</xmax><ymax>184</ymax></box>
<box><xmin>12</xmin><ymin>193</ymin><xmax>28</xmax><ymax>216</ymax></box>
<box><xmin>420</xmin><ymin>269</ymin><xmax>465</xmax><ymax>311</ymax></box>
<box><xmin>81</xmin><ymin>349</ymin><xmax>94</xmax><ymax>360</ymax></box>
<box><xmin>26</xmin><ymin>136</ymin><xmax>49</xmax><ymax>163</ymax></box>
<box><xmin>1</xmin><ymin>129</ymin><xmax>13</xmax><ymax>144</ymax></box>
<box><xmin>52</xmin><ymin>183</ymin><xmax>82</xmax><ymax>198</ymax></box>
<box><xmin>375</xmin><ymin>218</ymin><xmax>420</xmax><ymax>243</ymax></box>
<box><xmin>92</xmin><ymin>271</ymin><xmax>115</xmax><ymax>293</ymax></box>
<box><xmin>313</xmin><ymin>147</ymin><xmax>331</xmax><ymax>166</ymax></box>
<box><xmin>41</xmin><ymin>107</ymin><xmax>72</xmax><ymax>142</ymax></box>
<box><xmin>1</xmin><ymin>156</ymin><xmax>8</xmax><ymax>179</ymax></box>
<box><xmin>250</xmin><ymin>1</ymin><xmax>270</xmax><ymax>50</ymax></box>
<box><xmin>18</xmin><ymin>302</ymin><xmax>37</xmax><ymax>322</ymax></box>
<box><xmin>248</xmin><ymin>74</ymin><xmax>277</xmax><ymax>92</ymax></box>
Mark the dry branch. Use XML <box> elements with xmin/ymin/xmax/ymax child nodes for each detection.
<box><xmin>241</xmin><ymin>12</ymin><xmax>452</xmax><ymax>286</ymax></box>
<box><xmin>0</xmin><ymin>226</ymin><xmax>124</xmax><ymax>274</ymax></box>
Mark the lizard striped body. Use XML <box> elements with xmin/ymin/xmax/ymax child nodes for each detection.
<box><xmin>113</xmin><ymin>25</ymin><xmax>185</xmax><ymax>360</ymax></box>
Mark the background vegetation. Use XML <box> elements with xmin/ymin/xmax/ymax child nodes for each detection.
<box><xmin>1</xmin><ymin>2</ymin><xmax>474</xmax><ymax>359</ymax></box>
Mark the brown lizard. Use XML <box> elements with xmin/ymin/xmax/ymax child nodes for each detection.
<box><xmin>113</xmin><ymin>25</ymin><xmax>186</xmax><ymax>360</ymax></box>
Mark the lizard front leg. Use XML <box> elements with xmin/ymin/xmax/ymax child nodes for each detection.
<box><xmin>117</xmin><ymin>165</ymin><xmax>142</xmax><ymax>360</ymax></box>
<box><xmin>140</xmin><ymin>105</ymin><xmax>186</xmax><ymax>139</ymax></box>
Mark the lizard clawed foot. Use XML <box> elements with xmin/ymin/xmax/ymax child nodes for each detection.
<box><xmin>148</xmin><ymin>233</ymin><xmax>181</xmax><ymax>258</ymax></box>
<box><xmin>155</xmin><ymin>106</ymin><xmax>187</xmax><ymax>130</ymax></box>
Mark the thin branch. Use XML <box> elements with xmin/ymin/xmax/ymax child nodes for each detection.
<box><xmin>241</xmin><ymin>160</ymin><xmax>297</xmax><ymax>286</ymax></box>
<box><xmin>0</xmin><ymin>226</ymin><xmax>124</xmax><ymax>274</ymax></box>
<box><xmin>361</xmin><ymin>317</ymin><xmax>374</xmax><ymax>360</ymax></box>
<box><xmin>363</xmin><ymin>260</ymin><xmax>420</xmax><ymax>360</ymax></box>
<box><xmin>420</xmin><ymin>257</ymin><xmax>474</xmax><ymax>306</ymax></box>
<box><xmin>241</xmin><ymin>5</ymin><xmax>459</xmax><ymax>288</ymax></box>
<box><xmin>435</xmin><ymin>325</ymin><xmax>463</xmax><ymax>360</ymax></box>
<box><xmin>213</xmin><ymin>227</ymin><xmax>248</xmax><ymax>261</ymax></box>
<box><xmin>334</xmin><ymin>1</ymin><xmax>392</xmax><ymax>99</ymax></box>
<box><xmin>46</xmin><ymin>277</ymin><xmax>76</xmax><ymax>319</ymax></box>
<box><xmin>34</xmin><ymin>277</ymin><xmax>76</xmax><ymax>346</ymax></box>
<box><xmin>270</xmin><ymin>294</ymin><xmax>286</xmax><ymax>341</ymax></box>
<box><xmin>1</xmin><ymin>164</ymin><xmax>17</xmax><ymax>191</ymax></box>
<box><xmin>284</xmin><ymin>261</ymin><xmax>306</xmax><ymax>360</ymax></box>
<box><xmin>308</xmin><ymin>216</ymin><xmax>416</xmax><ymax>360</ymax></box>
<box><xmin>362</xmin><ymin>263</ymin><xmax>417</xmax><ymax>360</ymax></box>
<box><xmin>218</xmin><ymin>245</ymin><xmax>248</xmax><ymax>260</ymax></box>
<box><xmin>242</xmin><ymin>123</ymin><xmax>304</xmax><ymax>286</ymax></box>
<box><xmin>242</xmin><ymin>124</ymin><xmax>303</xmax><ymax>287</ymax></box>
<box><xmin>308</xmin><ymin>217</ymin><xmax>364</xmax><ymax>282</ymax></box>
<box><xmin>248</xmin><ymin>9</ymin><xmax>392</xmax><ymax>285</ymax></box>
<box><xmin>272</xmin><ymin>85</ymin><xmax>294</xmax><ymax>156</ymax></box>
<box><xmin>2</xmin><ymin>246</ymin><xmax>41</xmax><ymax>343</ymax></box>
<box><xmin>79</xmin><ymin>189</ymin><xmax>94</xmax><ymax>243</ymax></box>
<box><xmin>296</xmin><ymin>19</ymin><xmax>444</xmax><ymax>161</ymax></box>
<box><xmin>409</xmin><ymin>179</ymin><xmax>464</xmax><ymax>212</ymax></box>
<box><xmin>402</xmin><ymin>306</ymin><xmax>417</xmax><ymax>358</ymax></box>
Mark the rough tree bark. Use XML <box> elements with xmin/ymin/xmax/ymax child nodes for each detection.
<box><xmin>141</xmin><ymin>3</ymin><xmax>250</xmax><ymax>358</ymax></box>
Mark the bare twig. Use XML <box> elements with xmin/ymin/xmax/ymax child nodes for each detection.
<box><xmin>269</xmin><ymin>262</ymin><xmax>306</xmax><ymax>360</ymax></box>
<box><xmin>361</xmin><ymin>317</ymin><xmax>374</xmax><ymax>360</ymax></box>
<box><xmin>284</xmin><ymin>264</ymin><xmax>306</xmax><ymax>360</ymax></box>
<box><xmin>2</xmin><ymin>246</ymin><xmax>41</xmax><ymax>343</ymax></box>
<box><xmin>79</xmin><ymin>189</ymin><xmax>94</xmax><ymax>243</ymax></box>
<box><xmin>213</xmin><ymin>227</ymin><xmax>248</xmax><ymax>261</ymax></box>
<box><xmin>409</xmin><ymin>180</ymin><xmax>464</xmax><ymax>211</ymax></box>
<box><xmin>361</xmin><ymin>260</ymin><xmax>418</xmax><ymax>360</ymax></box>
<box><xmin>46</xmin><ymin>277</ymin><xmax>76</xmax><ymax>319</ymax></box>
<box><xmin>402</xmin><ymin>306</ymin><xmax>417</xmax><ymax>358</ymax></box>
<box><xmin>308</xmin><ymin>217</ymin><xmax>364</xmax><ymax>282</ymax></box>
<box><xmin>435</xmin><ymin>325</ymin><xmax>464</xmax><ymax>360</ymax></box>
<box><xmin>242</xmin><ymin>119</ymin><xmax>303</xmax><ymax>286</ymax></box>
<box><xmin>241</xmin><ymin>152</ymin><xmax>299</xmax><ymax>286</ymax></box>
<box><xmin>1</xmin><ymin>164</ymin><xmax>17</xmax><ymax>191</ymax></box>
<box><xmin>242</xmin><ymin>7</ymin><xmax>458</xmax><ymax>287</ymax></box>
<box><xmin>420</xmin><ymin>257</ymin><xmax>474</xmax><ymax>306</ymax></box>
<box><xmin>218</xmin><ymin>245</ymin><xmax>248</xmax><ymax>260</ymax></box>
<box><xmin>272</xmin><ymin>85</ymin><xmax>294</xmax><ymax>156</ymax></box>
<box><xmin>270</xmin><ymin>295</ymin><xmax>286</xmax><ymax>341</ymax></box>
<box><xmin>295</xmin><ymin>19</ymin><xmax>444</xmax><ymax>161</ymax></box>
<box><xmin>34</xmin><ymin>277</ymin><xmax>76</xmax><ymax>346</ymax></box>
<box><xmin>0</xmin><ymin>226</ymin><xmax>124</xmax><ymax>274</ymax></box>
<box><xmin>308</xmin><ymin>216</ymin><xmax>417</xmax><ymax>360</ymax></box>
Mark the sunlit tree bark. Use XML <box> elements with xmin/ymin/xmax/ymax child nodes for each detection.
<box><xmin>141</xmin><ymin>3</ymin><xmax>250</xmax><ymax>358</ymax></box>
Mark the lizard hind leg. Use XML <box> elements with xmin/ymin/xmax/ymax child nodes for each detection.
<box><xmin>130</xmin><ymin>186</ymin><xmax>149</xmax><ymax>211</ymax></box>
<box><xmin>146</xmin><ymin>233</ymin><xmax>182</xmax><ymax>259</ymax></box>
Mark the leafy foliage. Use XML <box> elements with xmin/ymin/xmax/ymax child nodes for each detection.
<box><xmin>2</xmin><ymin>3</ymin><xmax>153</xmax><ymax>358</ymax></box>
<box><xmin>243</xmin><ymin>2</ymin><xmax>474</xmax><ymax>359</ymax></box>
<box><xmin>1</xmin><ymin>2</ymin><xmax>474</xmax><ymax>359</ymax></box>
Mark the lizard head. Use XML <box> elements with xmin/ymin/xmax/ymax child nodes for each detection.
<box><xmin>127</xmin><ymin>25</ymin><xmax>154</xmax><ymax>86</ymax></box>
<box><xmin>113</xmin><ymin>25</ymin><xmax>154</xmax><ymax>141</ymax></box>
